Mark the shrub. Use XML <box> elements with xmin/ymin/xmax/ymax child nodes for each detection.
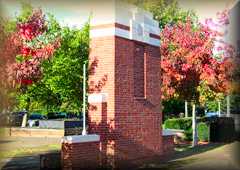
<box><xmin>164</xmin><ymin>117</ymin><xmax>192</xmax><ymax>130</ymax></box>
<box><xmin>164</xmin><ymin>118</ymin><xmax>192</xmax><ymax>140</ymax></box>
<box><xmin>164</xmin><ymin>117</ymin><xmax>210</xmax><ymax>141</ymax></box>
<box><xmin>197</xmin><ymin>122</ymin><xmax>209</xmax><ymax>142</ymax></box>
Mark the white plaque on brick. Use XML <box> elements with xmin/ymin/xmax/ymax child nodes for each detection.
<box><xmin>88</xmin><ymin>93</ymin><xmax>108</xmax><ymax>103</ymax></box>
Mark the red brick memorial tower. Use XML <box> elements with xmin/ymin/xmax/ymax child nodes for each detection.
<box><xmin>62</xmin><ymin>1</ymin><xmax>163</xmax><ymax>169</ymax></box>
<box><xmin>87</xmin><ymin>0</ymin><xmax>162</xmax><ymax>167</ymax></box>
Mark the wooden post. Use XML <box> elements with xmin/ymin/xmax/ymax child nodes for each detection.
<box><xmin>218</xmin><ymin>101</ymin><xmax>221</xmax><ymax>117</ymax></box>
<box><xmin>185</xmin><ymin>100</ymin><xmax>188</xmax><ymax>117</ymax></box>
<box><xmin>21</xmin><ymin>113</ymin><xmax>27</xmax><ymax>128</ymax></box>
<box><xmin>192</xmin><ymin>103</ymin><xmax>198</xmax><ymax>147</ymax></box>
<box><xmin>82</xmin><ymin>62</ymin><xmax>87</xmax><ymax>135</ymax></box>
<box><xmin>227</xmin><ymin>95</ymin><xmax>230</xmax><ymax>117</ymax></box>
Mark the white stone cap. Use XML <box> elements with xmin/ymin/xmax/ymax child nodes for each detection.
<box><xmin>162</xmin><ymin>129</ymin><xmax>184</xmax><ymax>136</ymax></box>
<box><xmin>89</xmin><ymin>0</ymin><xmax>160</xmax><ymax>47</ymax></box>
<box><xmin>61</xmin><ymin>134</ymin><xmax>100</xmax><ymax>144</ymax></box>
<box><xmin>88</xmin><ymin>93</ymin><xmax>108</xmax><ymax>103</ymax></box>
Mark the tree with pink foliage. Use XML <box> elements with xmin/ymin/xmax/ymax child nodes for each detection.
<box><xmin>7</xmin><ymin>9</ymin><xmax>60</xmax><ymax>88</ymax></box>
<box><xmin>161</xmin><ymin>9</ymin><xmax>234</xmax><ymax>104</ymax></box>
<box><xmin>160</xmin><ymin>9</ymin><xmax>235</xmax><ymax>147</ymax></box>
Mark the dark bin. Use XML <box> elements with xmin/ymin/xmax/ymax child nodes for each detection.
<box><xmin>209</xmin><ymin>117</ymin><xmax>236</xmax><ymax>142</ymax></box>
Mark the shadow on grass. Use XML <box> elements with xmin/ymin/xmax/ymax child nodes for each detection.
<box><xmin>171</xmin><ymin>143</ymin><xmax>226</xmax><ymax>159</ymax></box>
<box><xmin>139</xmin><ymin>158</ymin><xmax>199</xmax><ymax>170</ymax></box>
<box><xmin>172</xmin><ymin>143</ymin><xmax>226</xmax><ymax>160</ymax></box>
<box><xmin>138</xmin><ymin>143</ymin><xmax>226</xmax><ymax>170</ymax></box>
<box><xmin>0</xmin><ymin>140</ymin><xmax>14</xmax><ymax>144</ymax></box>
<box><xmin>0</xmin><ymin>155</ymin><xmax>40</xmax><ymax>170</ymax></box>
<box><xmin>0</xmin><ymin>144</ymin><xmax>61</xmax><ymax>170</ymax></box>
<box><xmin>0</xmin><ymin>151</ymin><xmax>61</xmax><ymax>170</ymax></box>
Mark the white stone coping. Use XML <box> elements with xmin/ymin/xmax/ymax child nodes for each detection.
<box><xmin>61</xmin><ymin>134</ymin><xmax>100</xmax><ymax>144</ymax></box>
<box><xmin>90</xmin><ymin>25</ymin><xmax>160</xmax><ymax>47</ymax></box>
<box><xmin>88</xmin><ymin>93</ymin><xmax>108</xmax><ymax>103</ymax></box>
<box><xmin>162</xmin><ymin>129</ymin><xmax>184</xmax><ymax>136</ymax></box>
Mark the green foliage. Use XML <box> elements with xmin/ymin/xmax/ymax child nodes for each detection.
<box><xmin>198</xmin><ymin>81</ymin><xmax>224</xmax><ymax>106</ymax></box>
<box><xmin>206</xmin><ymin>101</ymin><xmax>218</xmax><ymax>112</ymax></box>
<box><xmin>16</xmin><ymin>93</ymin><xmax>29</xmax><ymax>111</ymax></box>
<box><xmin>16</xmin><ymin>1</ymin><xmax>33</xmax><ymax>22</ymax></box>
<box><xmin>164</xmin><ymin>117</ymin><xmax>209</xmax><ymax>141</ymax></box>
<box><xmin>5</xmin><ymin>3</ymin><xmax>89</xmax><ymax>114</ymax></box>
<box><xmin>124</xmin><ymin>0</ymin><xmax>197</xmax><ymax>29</ymax></box>
<box><xmin>2</xmin><ymin>1</ymin><xmax>33</xmax><ymax>33</ymax></box>
<box><xmin>164</xmin><ymin>117</ymin><xmax>192</xmax><ymax>140</ymax></box>
<box><xmin>42</xmin><ymin>23</ymin><xmax>89</xmax><ymax>112</ymax></box>
<box><xmin>197</xmin><ymin>122</ymin><xmax>209</xmax><ymax>142</ymax></box>
<box><xmin>16</xmin><ymin>16</ymin><xmax>90</xmax><ymax>113</ymax></box>
<box><xmin>162</xmin><ymin>98</ymin><xmax>184</xmax><ymax>120</ymax></box>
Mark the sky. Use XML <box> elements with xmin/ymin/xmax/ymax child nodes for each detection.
<box><xmin>178</xmin><ymin>0</ymin><xmax>238</xmax><ymax>20</ymax></box>
<box><xmin>1</xmin><ymin>0</ymin><xmax>239</xmax><ymax>49</ymax></box>
<box><xmin>0</xmin><ymin>0</ymin><xmax>238</xmax><ymax>27</ymax></box>
<box><xmin>0</xmin><ymin>0</ymin><xmax>93</xmax><ymax>28</ymax></box>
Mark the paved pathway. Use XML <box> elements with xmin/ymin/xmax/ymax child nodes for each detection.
<box><xmin>0</xmin><ymin>136</ymin><xmax>239</xmax><ymax>170</ymax></box>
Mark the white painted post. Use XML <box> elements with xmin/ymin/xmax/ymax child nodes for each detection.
<box><xmin>218</xmin><ymin>100</ymin><xmax>221</xmax><ymax>117</ymax></box>
<box><xmin>227</xmin><ymin>95</ymin><xmax>230</xmax><ymax>117</ymax></box>
<box><xmin>192</xmin><ymin>103</ymin><xmax>198</xmax><ymax>147</ymax></box>
<box><xmin>185</xmin><ymin>100</ymin><xmax>188</xmax><ymax>117</ymax></box>
<box><xmin>82</xmin><ymin>62</ymin><xmax>87</xmax><ymax>135</ymax></box>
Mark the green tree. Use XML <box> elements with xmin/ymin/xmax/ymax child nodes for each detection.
<box><xmin>41</xmin><ymin>23</ymin><xmax>89</xmax><ymax>112</ymax></box>
<box><xmin>15</xmin><ymin>15</ymin><xmax>89</xmax><ymax>113</ymax></box>
<box><xmin>124</xmin><ymin>0</ymin><xmax>197</xmax><ymax>29</ymax></box>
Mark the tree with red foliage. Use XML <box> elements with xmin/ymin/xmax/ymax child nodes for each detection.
<box><xmin>161</xmin><ymin>11</ymin><xmax>233</xmax><ymax>104</ymax></box>
<box><xmin>0</xmin><ymin>23</ymin><xmax>21</xmax><ymax>111</ymax></box>
<box><xmin>7</xmin><ymin>9</ymin><xmax>60</xmax><ymax>88</ymax></box>
<box><xmin>160</xmin><ymin>10</ymin><xmax>235</xmax><ymax>147</ymax></box>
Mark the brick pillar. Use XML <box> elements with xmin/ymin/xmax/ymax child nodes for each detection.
<box><xmin>87</xmin><ymin>1</ymin><xmax>162</xmax><ymax>168</ymax></box>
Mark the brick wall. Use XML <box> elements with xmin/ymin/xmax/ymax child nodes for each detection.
<box><xmin>61</xmin><ymin>141</ymin><xmax>100</xmax><ymax>170</ymax></box>
<box><xmin>162</xmin><ymin>135</ymin><xmax>175</xmax><ymax>154</ymax></box>
<box><xmin>88</xmin><ymin>35</ymin><xmax>162</xmax><ymax>169</ymax></box>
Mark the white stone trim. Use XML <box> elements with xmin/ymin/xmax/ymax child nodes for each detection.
<box><xmin>90</xmin><ymin>27</ymin><xmax>130</xmax><ymax>39</ymax></box>
<box><xmin>162</xmin><ymin>129</ymin><xmax>184</xmax><ymax>136</ymax></box>
<box><xmin>88</xmin><ymin>93</ymin><xmax>108</xmax><ymax>103</ymax></box>
<box><xmin>90</xmin><ymin>26</ymin><xmax>160</xmax><ymax>47</ymax></box>
<box><xmin>90</xmin><ymin>27</ymin><xmax>115</xmax><ymax>38</ymax></box>
<box><xmin>61</xmin><ymin>134</ymin><xmax>100</xmax><ymax>144</ymax></box>
<box><xmin>115</xmin><ymin>27</ymin><xmax>130</xmax><ymax>39</ymax></box>
<box><xmin>149</xmin><ymin>37</ymin><xmax>160</xmax><ymax>47</ymax></box>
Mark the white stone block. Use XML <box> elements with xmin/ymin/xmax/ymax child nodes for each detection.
<box><xmin>88</xmin><ymin>93</ymin><xmax>108</xmax><ymax>103</ymax></box>
<box><xmin>61</xmin><ymin>134</ymin><xmax>100</xmax><ymax>144</ymax></box>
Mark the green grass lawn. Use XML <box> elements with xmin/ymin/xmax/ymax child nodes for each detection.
<box><xmin>140</xmin><ymin>142</ymin><xmax>240</xmax><ymax>170</ymax></box>
<box><xmin>0</xmin><ymin>144</ymin><xmax>60</xmax><ymax>159</ymax></box>
<box><xmin>0</xmin><ymin>128</ymin><xmax>5</xmax><ymax>136</ymax></box>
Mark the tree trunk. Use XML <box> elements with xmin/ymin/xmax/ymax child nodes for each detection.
<box><xmin>192</xmin><ymin>103</ymin><xmax>198</xmax><ymax>147</ymax></box>
<box><xmin>227</xmin><ymin>95</ymin><xmax>230</xmax><ymax>117</ymax></box>
<box><xmin>21</xmin><ymin>97</ymin><xmax>30</xmax><ymax>128</ymax></box>
<box><xmin>21</xmin><ymin>113</ymin><xmax>27</xmax><ymax>128</ymax></box>
<box><xmin>218</xmin><ymin>101</ymin><xmax>221</xmax><ymax>117</ymax></box>
<box><xmin>185</xmin><ymin>100</ymin><xmax>188</xmax><ymax>117</ymax></box>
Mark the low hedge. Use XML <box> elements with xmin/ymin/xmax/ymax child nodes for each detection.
<box><xmin>197</xmin><ymin>122</ymin><xmax>209</xmax><ymax>142</ymax></box>
<box><xmin>164</xmin><ymin>117</ymin><xmax>209</xmax><ymax>141</ymax></box>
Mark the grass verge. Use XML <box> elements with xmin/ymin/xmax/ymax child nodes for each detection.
<box><xmin>0</xmin><ymin>144</ymin><xmax>60</xmax><ymax>159</ymax></box>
